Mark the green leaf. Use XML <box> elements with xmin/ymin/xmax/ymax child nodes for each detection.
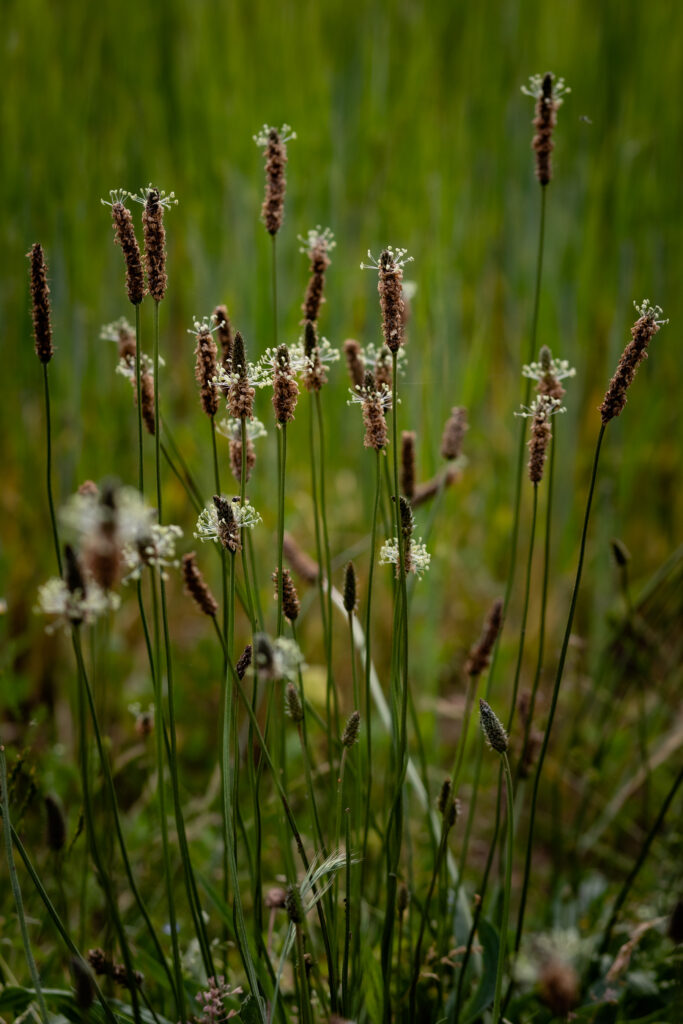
<box><xmin>239</xmin><ymin>994</ymin><xmax>264</xmax><ymax>1024</ymax></box>
<box><xmin>461</xmin><ymin>917</ymin><xmax>499</xmax><ymax>1024</ymax></box>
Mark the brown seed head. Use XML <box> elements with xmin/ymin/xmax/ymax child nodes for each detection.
<box><xmin>302</xmin><ymin>319</ymin><xmax>327</xmax><ymax>391</ymax></box>
<box><xmin>397</xmin><ymin>883</ymin><xmax>409</xmax><ymax>917</ymax></box>
<box><xmin>342</xmin><ymin>710</ymin><xmax>361</xmax><ymax>748</ymax></box>
<box><xmin>536</xmin><ymin>345</ymin><xmax>566</xmax><ymax>401</ymax></box>
<box><xmin>437</xmin><ymin>778</ymin><xmax>452</xmax><ymax>816</ymax></box>
<box><xmin>110</xmin><ymin>202</ymin><xmax>145</xmax><ymax>305</ymax></box>
<box><xmin>378</xmin><ymin>249</ymin><xmax>406</xmax><ymax>353</ymax></box>
<box><xmin>285</xmin><ymin>883</ymin><xmax>303</xmax><ymax>924</ymax></box>
<box><xmin>285</xmin><ymin>681</ymin><xmax>304</xmax><ymax>723</ymax></box>
<box><xmin>479</xmin><ymin>698</ymin><xmax>508</xmax><ymax>754</ymax></box>
<box><xmin>116</xmin><ymin>323</ymin><xmax>137</xmax><ymax>361</ymax></box>
<box><xmin>374</xmin><ymin>346</ymin><xmax>393</xmax><ymax>395</ymax></box>
<box><xmin>194</xmin><ymin>325</ymin><xmax>219</xmax><ymax>417</ymax></box>
<box><xmin>273</xmin><ymin>344</ymin><xmax>299</xmax><ymax>424</ymax></box>
<box><xmin>259</xmin><ymin>126</ymin><xmax>289</xmax><ymax>236</ymax></box>
<box><xmin>272</xmin><ymin>567</ymin><xmax>300</xmax><ymax>622</ymax></box>
<box><xmin>229</xmin><ymin>438</ymin><xmax>256</xmax><ymax>482</ymax></box>
<box><xmin>140</xmin><ymin>370</ymin><xmax>156</xmax><ymax>435</ymax></box>
<box><xmin>361</xmin><ymin>371</ymin><xmax>389</xmax><ymax>451</ymax></box>
<box><xmin>600</xmin><ymin>302</ymin><xmax>666</xmax><ymax>423</ymax></box>
<box><xmin>64</xmin><ymin>544</ymin><xmax>86</xmax><ymax>600</ymax></box>
<box><xmin>400</xmin><ymin>431</ymin><xmax>417</xmax><ymax>501</ymax></box>
<box><xmin>465</xmin><ymin>598</ymin><xmax>504</xmax><ymax>677</ymax></box>
<box><xmin>70</xmin><ymin>957</ymin><xmax>96</xmax><ymax>1010</ymax></box>
<box><xmin>528</xmin><ymin>397</ymin><xmax>556</xmax><ymax>484</ymax></box>
<box><xmin>142</xmin><ymin>188</ymin><xmax>168</xmax><ymax>302</ymax></box>
<box><xmin>283</xmin><ymin>532</ymin><xmax>320</xmax><ymax>583</ymax></box>
<box><xmin>343</xmin><ymin>339</ymin><xmax>365</xmax><ymax>389</ymax></box>
<box><xmin>343</xmin><ymin>561</ymin><xmax>357</xmax><ymax>614</ymax></box>
<box><xmin>538</xmin><ymin>958</ymin><xmax>580</xmax><ymax>1017</ymax></box>
<box><xmin>213</xmin><ymin>304</ymin><xmax>234</xmax><ymax>373</ymax></box>
<box><xmin>236</xmin><ymin>643</ymin><xmax>253</xmax><ymax>679</ymax></box>
<box><xmin>228</xmin><ymin>332</ymin><xmax>255</xmax><ymax>419</ymax></box>
<box><xmin>265</xmin><ymin>886</ymin><xmax>287</xmax><ymax>909</ymax></box>
<box><xmin>301</xmin><ymin>232</ymin><xmax>332</xmax><ymax>323</ymax></box>
<box><xmin>182</xmin><ymin>552</ymin><xmax>218</xmax><ymax>617</ymax></box>
<box><xmin>213</xmin><ymin>494</ymin><xmax>241</xmax><ymax>553</ymax></box>
<box><xmin>28</xmin><ymin>243</ymin><xmax>54</xmax><ymax>363</ymax></box>
<box><xmin>440</xmin><ymin>406</ymin><xmax>468</xmax><ymax>461</ymax></box>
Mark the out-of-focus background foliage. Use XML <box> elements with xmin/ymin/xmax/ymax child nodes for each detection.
<box><xmin>1</xmin><ymin>0</ymin><xmax>681</xmax><ymax>986</ymax></box>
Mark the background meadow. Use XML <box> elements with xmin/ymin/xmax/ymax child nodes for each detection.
<box><xmin>1</xmin><ymin>0</ymin><xmax>682</xmax><ymax>1021</ymax></box>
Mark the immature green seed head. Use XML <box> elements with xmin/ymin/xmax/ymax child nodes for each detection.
<box><xmin>343</xmin><ymin>561</ymin><xmax>357</xmax><ymax>614</ymax></box>
<box><xmin>342</xmin><ymin>710</ymin><xmax>361</xmax><ymax>748</ymax></box>
<box><xmin>437</xmin><ymin>778</ymin><xmax>452</xmax><ymax>816</ymax></box>
<box><xmin>285</xmin><ymin>682</ymin><xmax>304</xmax><ymax>723</ymax></box>
<box><xmin>285</xmin><ymin>883</ymin><xmax>303</xmax><ymax>924</ymax></box>
<box><xmin>479</xmin><ymin>699</ymin><xmax>508</xmax><ymax>753</ymax></box>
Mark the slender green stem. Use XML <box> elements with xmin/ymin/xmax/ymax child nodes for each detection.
<box><xmin>294</xmin><ymin>923</ymin><xmax>313</xmax><ymax>1024</ymax></box>
<box><xmin>276</xmin><ymin>424</ymin><xmax>287</xmax><ymax>635</ymax></box>
<box><xmin>408</xmin><ymin>823</ymin><xmax>451</xmax><ymax>1018</ymax></box>
<box><xmin>73</xmin><ymin>617</ymin><xmax>177</xmax><ymax>1001</ymax></box>
<box><xmin>362</xmin><ymin>450</ymin><xmax>382</xmax><ymax>870</ymax></box>
<box><xmin>314</xmin><ymin>390</ymin><xmax>338</xmax><ymax>744</ymax></box>
<box><xmin>5</xmin><ymin>819</ymin><xmax>118</xmax><ymax>1024</ymax></box>
<box><xmin>42</xmin><ymin>363</ymin><xmax>62</xmax><ymax>576</ymax></box>
<box><xmin>271</xmin><ymin>234</ymin><xmax>278</xmax><ymax>348</ymax></box>
<box><xmin>506</xmin><ymin>483</ymin><xmax>538</xmax><ymax>732</ymax></box>
<box><xmin>135</xmin><ymin>303</ymin><xmax>144</xmax><ymax>495</ymax></box>
<box><xmin>0</xmin><ymin>745</ymin><xmax>49</xmax><ymax>1023</ymax></box>
<box><xmin>450</xmin><ymin>674</ymin><xmax>478</xmax><ymax>795</ymax></box>
<box><xmin>211</xmin><ymin>416</ymin><xmax>229</xmax><ymax>652</ymax></box>
<box><xmin>309</xmin><ymin>395</ymin><xmax>332</xmax><ymax>759</ymax></box>
<box><xmin>491</xmin><ymin>753</ymin><xmax>514</xmax><ymax>1024</ymax></box>
<box><xmin>342</xmin><ymin>808</ymin><xmax>352</xmax><ymax>1016</ymax></box>
<box><xmin>597</xmin><ymin>764</ymin><xmax>683</xmax><ymax>957</ymax></box>
<box><xmin>381</xmin><ymin>350</ymin><xmax>409</xmax><ymax>1022</ymax></box>
<box><xmin>517</xmin><ymin>439</ymin><xmax>555</xmax><ymax>783</ymax></box>
<box><xmin>515</xmin><ymin>424</ymin><xmax>606</xmax><ymax>953</ymax></box>
<box><xmin>239</xmin><ymin>416</ymin><xmax>257</xmax><ymax>630</ymax></box>
<box><xmin>149</xmin><ymin>576</ymin><xmax>184</xmax><ymax>1016</ymax></box>
<box><xmin>73</xmin><ymin>629</ymin><xmax>142</xmax><ymax>1023</ymax></box>
<box><xmin>161</xmin><ymin>422</ymin><xmax>205</xmax><ymax>509</ymax></box>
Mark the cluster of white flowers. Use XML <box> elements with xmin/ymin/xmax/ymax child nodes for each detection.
<box><xmin>298</xmin><ymin>226</ymin><xmax>336</xmax><ymax>258</ymax></box>
<box><xmin>254</xmin><ymin>633</ymin><xmax>306</xmax><ymax>682</ymax></box>
<box><xmin>360</xmin><ymin>246</ymin><xmax>414</xmax><ymax>271</ymax></box>
<box><xmin>522</xmin><ymin>357</ymin><xmax>576</xmax><ymax>384</ymax></box>
<box><xmin>36</xmin><ymin>578</ymin><xmax>121</xmax><ymax>634</ymax></box>
<box><xmin>379</xmin><ymin>538</ymin><xmax>431</xmax><ymax>578</ymax></box>
<box><xmin>515</xmin><ymin>395</ymin><xmax>566</xmax><ymax>420</ymax></box>
<box><xmin>346</xmin><ymin>379</ymin><xmax>393</xmax><ymax>409</ymax></box>
<box><xmin>187</xmin><ymin>316</ymin><xmax>220</xmax><ymax>337</ymax></box>
<box><xmin>122</xmin><ymin>524</ymin><xmax>183</xmax><ymax>581</ymax></box>
<box><xmin>194</xmin><ymin>500</ymin><xmax>262</xmax><ymax>544</ymax></box>
<box><xmin>116</xmin><ymin>352</ymin><xmax>158</xmax><ymax>382</ymax></box>
<box><xmin>128</xmin><ymin>184</ymin><xmax>178</xmax><ymax>209</ymax></box>
<box><xmin>100</xmin><ymin>317</ymin><xmax>134</xmax><ymax>343</ymax></box>
<box><xmin>253</xmin><ymin>123</ymin><xmax>297</xmax><ymax>147</ymax></box>
<box><xmin>633</xmin><ymin>299</ymin><xmax>668</xmax><ymax>326</ymax></box>
<box><xmin>216</xmin><ymin>417</ymin><xmax>268</xmax><ymax>443</ymax></box>
<box><xmin>521</xmin><ymin>74</ymin><xmax>571</xmax><ymax>104</ymax></box>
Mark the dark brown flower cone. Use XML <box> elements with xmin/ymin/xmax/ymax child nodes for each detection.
<box><xmin>374</xmin><ymin>347</ymin><xmax>393</xmax><ymax>397</ymax></box>
<box><xmin>182</xmin><ymin>552</ymin><xmax>218</xmax><ymax>617</ymax></box>
<box><xmin>110</xmin><ymin>202</ymin><xmax>145</xmax><ymax>306</ymax></box>
<box><xmin>214</xmin><ymin>494</ymin><xmax>241</xmax><ymax>553</ymax></box>
<box><xmin>343</xmin><ymin>338</ymin><xmax>365</xmax><ymax>389</ymax></box>
<box><xmin>361</xmin><ymin>371</ymin><xmax>388</xmax><ymax>451</ymax></box>
<box><xmin>28</xmin><ymin>243</ymin><xmax>54</xmax><ymax>363</ymax></box>
<box><xmin>261</xmin><ymin>128</ymin><xmax>287</xmax><ymax>235</ymax></box>
<box><xmin>440</xmin><ymin>406</ymin><xmax>468</xmax><ymax>461</ymax></box>
<box><xmin>302</xmin><ymin>243</ymin><xmax>331</xmax><ymax>323</ymax></box>
<box><xmin>378</xmin><ymin>249</ymin><xmax>405</xmax><ymax>352</ymax></box>
<box><xmin>272</xmin><ymin>344</ymin><xmax>299</xmax><ymax>424</ymax></box>
<box><xmin>230</xmin><ymin>438</ymin><xmax>256</xmax><ymax>482</ymax></box>
<box><xmin>194</xmin><ymin>327</ymin><xmax>219</xmax><ymax>417</ymax></box>
<box><xmin>400</xmin><ymin>431</ymin><xmax>417</xmax><ymax>501</ymax></box>
<box><xmin>465</xmin><ymin>599</ymin><xmax>504</xmax><ymax>677</ymax></box>
<box><xmin>117</xmin><ymin>323</ymin><xmax>137</xmax><ymax>361</ymax></box>
<box><xmin>302</xmin><ymin>319</ymin><xmax>326</xmax><ymax>392</ymax></box>
<box><xmin>283</xmin><ymin>531</ymin><xmax>320</xmax><ymax>582</ymax></box>
<box><xmin>142</xmin><ymin>188</ymin><xmax>167</xmax><ymax>302</ymax></box>
<box><xmin>273</xmin><ymin>567</ymin><xmax>300</xmax><ymax>622</ymax></box>
<box><xmin>140</xmin><ymin>371</ymin><xmax>156</xmax><ymax>435</ymax></box>
<box><xmin>228</xmin><ymin>332</ymin><xmax>255</xmax><ymax>419</ymax></box>
<box><xmin>533</xmin><ymin>73</ymin><xmax>557</xmax><ymax>186</ymax></box>
<box><xmin>214</xmin><ymin>304</ymin><xmax>234</xmax><ymax>373</ymax></box>
<box><xmin>528</xmin><ymin>406</ymin><xmax>553</xmax><ymax>483</ymax></box>
<box><xmin>600</xmin><ymin>306</ymin><xmax>663</xmax><ymax>423</ymax></box>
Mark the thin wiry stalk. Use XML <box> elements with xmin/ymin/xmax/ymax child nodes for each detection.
<box><xmin>517</xmin><ymin>437</ymin><xmax>555</xmax><ymax>783</ymax></box>
<box><xmin>342</xmin><ymin>808</ymin><xmax>352</xmax><ymax>1016</ymax></box>
<box><xmin>149</xmin><ymin>572</ymin><xmax>184</xmax><ymax>1016</ymax></box>
<box><xmin>506</xmin><ymin>483</ymin><xmax>538</xmax><ymax>731</ymax></box>
<box><xmin>314</xmin><ymin>390</ymin><xmax>339</xmax><ymax>745</ymax></box>
<box><xmin>135</xmin><ymin>304</ymin><xmax>144</xmax><ymax>495</ymax></box>
<box><xmin>72</xmin><ymin>628</ymin><xmax>142</xmax><ymax>1023</ymax></box>
<box><xmin>514</xmin><ymin>424</ymin><xmax>606</xmax><ymax>954</ymax></box>
<box><xmin>161</xmin><ymin>441</ymin><xmax>203</xmax><ymax>512</ymax></box>
<box><xmin>309</xmin><ymin>395</ymin><xmax>332</xmax><ymax>758</ymax></box>
<box><xmin>271</xmin><ymin>234</ymin><xmax>278</xmax><ymax>348</ymax></box>
<box><xmin>74</xmin><ymin>615</ymin><xmax>177</xmax><ymax>1000</ymax></box>
<box><xmin>0</xmin><ymin>745</ymin><xmax>50</xmax><ymax>1024</ymax></box>
<box><xmin>292</xmin><ymin>622</ymin><xmax>327</xmax><ymax>858</ymax></box>
<box><xmin>5</xmin><ymin>818</ymin><xmax>118</xmax><ymax>1024</ymax></box>
<box><xmin>43</xmin><ymin>364</ymin><xmax>62</xmax><ymax>576</ymax></box>
<box><xmin>211</xmin><ymin>415</ymin><xmax>229</xmax><ymax>651</ymax></box>
<box><xmin>597</xmin><ymin>763</ymin><xmax>683</xmax><ymax>957</ymax></box>
<box><xmin>492</xmin><ymin>753</ymin><xmax>515</xmax><ymax>1024</ymax></box>
<box><xmin>408</xmin><ymin>823</ymin><xmax>450</xmax><ymax>1018</ymax></box>
<box><xmin>380</xmin><ymin>349</ymin><xmax>410</xmax><ymax>1022</ymax></box>
<box><xmin>362</xmin><ymin>450</ymin><xmax>382</xmax><ymax>871</ymax></box>
<box><xmin>240</xmin><ymin>415</ymin><xmax>257</xmax><ymax>630</ymax></box>
<box><xmin>161</xmin><ymin>421</ymin><xmax>205</xmax><ymax>509</ymax></box>
<box><xmin>276</xmin><ymin>425</ymin><xmax>287</xmax><ymax>635</ymax></box>
<box><xmin>455</xmin><ymin>188</ymin><xmax>549</xmax><ymax>885</ymax></box>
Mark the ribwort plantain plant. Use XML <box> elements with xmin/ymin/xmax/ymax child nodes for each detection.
<box><xmin>5</xmin><ymin>78</ymin><xmax>678</xmax><ymax>1024</ymax></box>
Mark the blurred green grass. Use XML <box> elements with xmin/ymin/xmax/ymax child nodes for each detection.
<box><xmin>1</xmin><ymin>0</ymin><xmax>681</xmax><ymax>688</ymax></box>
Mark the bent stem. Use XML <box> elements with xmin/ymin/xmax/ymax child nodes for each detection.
<box><xmin>0</xmin><ymin>745</ymin><xmax>50</xmax><ymax>1024</ymax></box>
<box><xmin>491</xmin><ymin>753</ymin><xmax>515</xmax><ymax>1024</ymax></box>
<box><xmin>515</xmin><ymin>424</ymin><xmax>606</xmax><ymax>954</ymax></box>
<box><xmin>314</xmin><ymin>390</ymin><xmax>338</xmax><ymax>746</ymax></box>
<box><xmin>43</xmin><ymin>363</ymin><xmax>62</xmax><ymax>576</ymax></box>
<box><xmin>362</xmin><ymin>449</ymin><xmax>382</xmax><ymax>871</ymax></box>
